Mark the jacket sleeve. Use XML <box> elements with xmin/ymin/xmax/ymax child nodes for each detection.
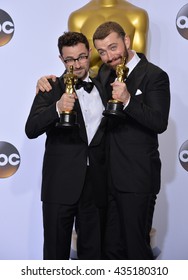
<box><xmin>125</xmin><ymin>68</ymin><xmax>170</xmax><ymax>134</ymax></box>
<box><xmin>25</xmin><ymin>81</ymin><xmax>60</xmax><ymax>139</ymax></box>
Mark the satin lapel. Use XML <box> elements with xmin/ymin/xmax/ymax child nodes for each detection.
<box><xmin>126</xmin><ymin>54</ymin><xmax>148</xmax><ymax>95</ymax></box>
<box><xmin>89</xmin><ymin>76</ymin><xmax>108</xmax><ymax>147</ymax></box>
<box><xmin>97</xmin><ymin>64</ymin><xmax>112</xmax><ymax>100</ymax></box>
<box><xmin>90</xmin><ymin>116</ymin><xmax>107</xmax><ymax>147</ymax></box>
<box><xmin>74</xmin><ymin>99</ymin><xmax>88</xmax><ymax>144</ymax></box>
<box><xmin>90</xmin><ymin>77</ymin><xmax>108</xmax><ymax>106</ymax></box>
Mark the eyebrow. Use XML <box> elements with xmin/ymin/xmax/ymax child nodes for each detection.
<box><xmin>97</xmin><ymin>43</ymin><xmax>118</xmax><ymax>52</ymax></box>
<box><xmin>63</xmin><ymin>52</ymin><xmax>88</xmax><ymax>59</ymax></box>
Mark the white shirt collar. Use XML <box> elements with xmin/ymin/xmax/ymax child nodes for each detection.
<box><xmin>82</xmin><ymin>73</ymin><xmax>91</xmax><ymax>82</ymax></box>
<box><xmin>126</xmin><ymin>50</ymin><xmax>141</xmax><ymax>76</ymax></box>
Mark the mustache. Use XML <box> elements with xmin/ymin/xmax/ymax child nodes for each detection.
<box><xmin>106</xmin><ymin>56</ymin><xmax>122</xmax><ymax>65</ymax></box>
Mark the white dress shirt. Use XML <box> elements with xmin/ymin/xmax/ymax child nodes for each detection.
<box><xmin>126</xmin><ymin>50</ymin><xmax>141</xmax><ymax>76</ymax></box>
<box><xmin>123</xmin><ymin>51</ymin><xmax>141</xmax><ymax>107</ymax></box>
<box><xmin>76</xmin><ymin>75</ymin><xmax>104</xmax><ymax>144</ymax></box>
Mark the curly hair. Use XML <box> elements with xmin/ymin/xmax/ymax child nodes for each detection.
<box><xmin>58</xmin><ymin>32</ymin><xmax>89</xmax><ymax>55</ymax></box>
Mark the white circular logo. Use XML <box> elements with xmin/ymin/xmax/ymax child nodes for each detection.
<box><xmin>176</xmin><ymin>4</ymin><xmax>188</xmax><ymax>40</ymax></box>
<box><xmin>0</xmin><ymin>141</ymin><xmax>21</xmax><ymax>178</ymax></box>
<box><xmin>0</xmin><ymin>9</ymin><xmax>15</xmax><ymax>47</ymax></box>
<box><xmin>179</xmin><ymin>140</ymin><xmax>188</xmax><ymax>171</ymax></box>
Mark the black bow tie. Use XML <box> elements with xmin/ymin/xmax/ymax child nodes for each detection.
<box><xmin>75</xmin><ymin>79</ymin><xmax>94</xmax><ymax>93</ymax></box>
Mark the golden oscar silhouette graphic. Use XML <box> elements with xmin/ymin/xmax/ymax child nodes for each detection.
<box><xmin>103</xmin><ymin>57</ymin><xmax>129</xmax><ymax>118</ymax></box>
<box><xmin>56</xmin><ymin>65</ymin><xmax>78</xmax><ymax>127</ymax></box>
<box><xmin>68</xmin><ymin>0</ymin><xmax>148</xmax><ymax>75</ymax></box>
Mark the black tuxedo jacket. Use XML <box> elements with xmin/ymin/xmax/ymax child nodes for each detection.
<box><xmin>25</xmin><ymin>75</ymin><xmax>108</xmax><ymax>206</ymax></box>
<box><xmin>97</xmin><ymin>53</ymin><xmax>170</xmax><ymax>194</ymax></box>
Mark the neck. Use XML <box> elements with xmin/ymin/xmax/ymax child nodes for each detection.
<box><xmin>127</xmin><ymin>50</ymin><xmax>135</xmax><ymax>63</ymax></box>
<box><xmin>91</xmin><ymin>0</ymin><xmax>124</xmax><ymax>7</ymax></box>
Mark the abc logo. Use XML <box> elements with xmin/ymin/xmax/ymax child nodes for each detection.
<box><xmin>176</xmin><ymin>4</ymin><xmax>188</xmax><ymax>40</ymax></box>
<box><xmin>179</xmin><ymin>140</ymin><xmax>188</xmax><ymax>172</ymax></box>
<box><xmin>0</xmin><ymin>9</ymin><xmax>15</xmax><ymax>47</ymax></box>
<box><xmin>0</xmin><ymin>141</ymin><xmax>20</xmax><ymax>178</ymax></box>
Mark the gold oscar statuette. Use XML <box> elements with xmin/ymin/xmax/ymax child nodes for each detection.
<box><xmin>103</xmin><ymin>57</ymin><xmax>129</xmax><ymax>118</ymax></box>
<box><xmin>56</xmin><ymin>65</ymin><xmax>78</xmax><ymax>128</ymax></box>
<box><xmin>68</xmin><ymin>0</ymin><xmax>148</xmax><ymax>75</ymax></box>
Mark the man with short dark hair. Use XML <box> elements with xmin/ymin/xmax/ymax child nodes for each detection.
<box><xmin>93</xmin><ymin>21</ymin><xmax>170</xmax><ymax>260</ymax></box>
<box><xmin>25</xmin><ymin>31</ymin><xmax>108</xmax><ymax>260</ymax></box>
<box><xmin>35</xmin><ymin>21</ymin><xmax>170</xmax><ymax>260</ymax></box>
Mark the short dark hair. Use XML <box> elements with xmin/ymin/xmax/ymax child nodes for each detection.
<box><xmin>93</xmin><ymin>21</ymin><xmax>126</xmax><ymax>45</ymax></box>
<box><xmin>58</xmin><ymin>32</ymin><xmax>89</xmax><ymax>55</ymax></box>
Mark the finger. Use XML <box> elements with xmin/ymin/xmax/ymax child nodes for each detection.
<box><xmin>72</xmin><ymin>92</ymin><xmax>78</xmax><ymax>99</ymax></box>
<box><xmin>36</xmin><ymin>85</ymin><xmax>46</xmax><ymax>94</ymax></box>
<box><xmin>51</xmin><ymin>75</ymin><xmax>57</xmax><ymax>82</ymax></box>
<box><xmin>43</xmin><ymin>81</ymin><xmax>52</xmax><ymax>92</ymax></box>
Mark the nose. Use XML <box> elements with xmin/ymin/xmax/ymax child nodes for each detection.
<box><xmin>106</xmin><ymin>51</ymin><xmax>114</xmax><ymax>62</ymax></box>
<box><xmin>74</xmin><ymin>59</ymin><xmax>81</xmax><ymax>68</ymax></box>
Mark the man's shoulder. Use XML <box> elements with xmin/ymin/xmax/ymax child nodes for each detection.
<box><xmin>97</xmin><ymin>63</ymin><xmax>111</xmax><ymax>82</ymax></box>
<box><xmin>138</xmin><ymin>53</ymin><xmax>168</xmax><ymax>76</ymax></box>
<box><xmin>48</xmin><ymin>75</ymin><xmax>65</xmax><ymax>90</ymax></box>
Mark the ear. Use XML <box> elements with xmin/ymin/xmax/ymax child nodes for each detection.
<box><xmin>59</xmin><ymin>55</ymin><xmax>63</xmax><ymax>63</ymax></box>
<box><xmin>59</xmin><ymin>55</ymin><xmax>66</xmax><ymax>67</ymax></box>
<box><xmin>124</xmin><ymin>35</ymin><xmax>131</xmax><ymax>50</ymax></box>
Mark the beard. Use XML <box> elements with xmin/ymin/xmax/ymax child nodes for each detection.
<box><xmin>106</xmin><ymin>46</ymin><xmax>129</xmax><ymax>69</ymax></box>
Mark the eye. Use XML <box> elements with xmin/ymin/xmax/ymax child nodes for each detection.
<box><xmin>78</xmin><ymin>55</ymin><xmax>88</xmax><ymax>62</ymax></box>
<box><xmin>79</xmin><ymin>55</ymin><xmax>86</xmax><ymax>60</ymax></box>
<box><xmin>98</xmin><ymin>51</ymin><xmax>106</xmax><ymax>56</ymax></box>
<box><xmin>64</xmin><ymin>58</ymin><xmax>74</xmax><ymax>64</ymax></box>
<box><xmin>110</xmin><ymin>45</ymin><xmax>117</xmax><ymax>51</ymax></box>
